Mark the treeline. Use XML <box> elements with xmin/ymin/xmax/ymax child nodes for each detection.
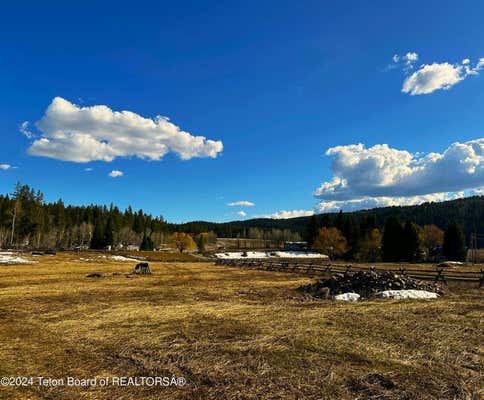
<box><xmin>306</xmin><ymin>212</ymin><xmax>468</xmax><ymax>262</ymax></box>
<box><xmin>231</xmin><ymin>196</ymin><xmax>484</xmax><ymax>241</ymax></box>
<box><xmin>0</xmin><ymin>183</ymin><xmax>301</xmax><ymax>251</ymax></box>
<box><xmin>0</xmin><ymin>183</ymin><xmax>480</xmax><ymax>261</ymax></box>
<box><xmin>0</xmin><ymin>183</ymin><xmax>170</xmax><ymax>250</ymax></box>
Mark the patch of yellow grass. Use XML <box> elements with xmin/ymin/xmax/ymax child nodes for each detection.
<box><xmin>0</xmin><ymin>252</ymin><xmax>482</xmax><ymax>399</ymax></box>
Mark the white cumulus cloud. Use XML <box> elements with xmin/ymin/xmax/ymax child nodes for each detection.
<box><xmin>261</xmin><ymin>209</ymin><xmax>314</xmax><ymax>219</ymax></box>
<box><xmin>316</xmin><ymin>192</ymin><xmax>464</xmax><ymax>213</ymax></box>
<box><xmin>314</xmin><ymin>139</ymin><xmax>483</xmax><ymax>211</ymax></box>
<box><xmin>25</xmin><ymin>97</ymin><xmax>223</xmax><ymax>163</ymax></box>
<box><xmin>0</xmin><ymin>164</ymin><xmax>12</xmax><ymax>170</ymax></box>
<box><xmin>402</xmin><ymin>58</ymin><xmax>484</xmax><ymax>95</ymax></box>
<box><xmin>108</xmin><ymin>170</ymin><xmax>123</xmax><ymax>178</ymax></box>
<box><xmin>228</xmin><ymin>201</ymin><xmax>255</xmax><ymax>207</ymax></box>
<box><xmin>237</xmin><ymin>211</ymin><xmax>247</xmax><ymax>217</ymax></box>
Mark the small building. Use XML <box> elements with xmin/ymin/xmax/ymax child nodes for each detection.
<box><xmin>284</xmin><ymin>241</ymin><xmax>308</xmax><ymax>251</ymax></box>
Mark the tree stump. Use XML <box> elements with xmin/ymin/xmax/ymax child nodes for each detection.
<box><xmin>133</xmin><ymin>262</ymin><xmax>151</xmax><ymax>275</ymax></box>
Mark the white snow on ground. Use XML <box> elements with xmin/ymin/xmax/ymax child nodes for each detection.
<box><xmin>334</xmin><ymin>292</ymin><xmax>361</xmax><ymax>301</ymax></box>
<box><xmin>438</xmin><ymin>261</ymin><xmax>464</xmax><ymax>267</ymax></box>
<box><xmin>0</xmin><ymin>252</ymin><xmax>33</xmax><ymax>264</ymax></box>
<box><xmin>215</xmin><ymin>251</ymin><xmax>328</xmax><ymax>259</ymax></box>
<box><xmin>109</xmin><ymin>255</ymin><xmax>138</xmax><ymax>262</ymax></box>
<box><xmin>77</xmin><ymin>255</ymin><xmax>138</xmax><ymax>262</ymax></box>
<box><xmin>376</xmin><ymin>290</ymin><xmax>439</xmax><ymax>299</ymax></box>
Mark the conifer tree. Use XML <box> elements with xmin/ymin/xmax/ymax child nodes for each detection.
<box><xmin>402</xmin><ymin>221</ymin><xmax>420</xmax><ymax>261</ymax></box>
<box><xmin>104</xmin><ymin>215</ymin><xmax>114</xmax><ymax>247</ymax></box>
<box><xmin>90</xmin><ymin>221</ymin><xmax>106</xmax><ymax>249</ymax></box>
<box><xmin>140</xmin><ymin>233</ymin><xmax>154</xmax><ymax>251</ymax></box>
<box><xmin>443</xmin><ymin>222</ymin><xmax>467</xmax><ymax>261</ymax></box>
<box><xmin>382</xmin><ymin>216</ymin><xmax>404</xmax><ymax>261</ymax></box>
<box><xmin>305</xmin><ymin>215</ymin><xmax>319</xmax><ymax>246</ymax></box>
<box><xmin>196</xmin><ymin>233</ymin><xmax>207</xmax><ymax>253</ymax></box>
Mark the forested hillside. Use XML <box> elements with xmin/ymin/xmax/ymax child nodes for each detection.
<box><xmin>178</xmin><ymin>196</ymin><xmax>484</xmax><ymax>240</ymax></box>
<box><xmin>0</xmin><ymin>183</ymin><xmax>482</xmax><ymax>258</ymax></box>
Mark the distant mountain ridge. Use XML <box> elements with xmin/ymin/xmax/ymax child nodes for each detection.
<box><xmin>178</xmin><ymin>196</ymin><xmax>484</xmax><ymax>238</ymax></box>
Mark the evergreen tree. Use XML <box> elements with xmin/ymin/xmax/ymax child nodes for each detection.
<box><xmin>443</xmin><ymin>222</ymin><xmax>467</xmax><ymax>261</ymax></box>
<box><xmin>90</xmin><ymin>221</ymin><xmax>106</xmax><ymax>249</ymax></box>
<box><xmin>104</xmin><ymin>215</ymin><xmax>114</xmax><ymax>247</ymax></box>
<box><xmin>382</xmin><ymin>217</ymin><xmax>404</xmax><ymax>261</ymax></box>
<box><xmin>334</xmin><ymin>210</ymin><xmax>344</xmax><ymax>232</ymax></box>
<box><xmin>196</xmin><ymin>233</ymin><xmax>207</xmax><ymax>253</ymax></box>
<box><xmin>140</xmin><ymin>234</ymin><xmax>154</xmax><ymax>251</ymax></box>
<box><xmin>305</xmin><ymin>215</ymin><xmax>319</xmax><ymax>246</ymax></box>
<box><xmin>342</xmin><ymin>214</ymin><xmax>359</xmax><ymax>253</ymax></box>
<box><xmin>402</xmin><ymin>221</ymin><xmax>420</xmax><ymax>262</ymax></box>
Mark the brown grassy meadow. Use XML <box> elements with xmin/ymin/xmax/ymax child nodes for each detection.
<box><xmin>0</xmin><ymin>253</ymin><xmax>482</xmax><ymax>400</ymax></box>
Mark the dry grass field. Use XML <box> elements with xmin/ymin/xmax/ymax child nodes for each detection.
<box><xmin>0</xmin><ymin>252</ymin><xmax>482</xmax><ymax>400</ymax></box>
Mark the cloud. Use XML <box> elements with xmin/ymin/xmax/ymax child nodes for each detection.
<box><xmin>108</xmin><ymin>170</ymin><xmax>123</xmax><ymax>178</ymax></box>
<box><xmin>314</xmin><ymin>139</ymin><xmax>483</xmax><ymax>211</ymax></box>
<box><xmin>405</xmin><ymin>52</ymin><xmax>418</xmax><ymax>62</ymax></box>
<box><xmin>469</xmin><ymin>186</ymin><xmax>484</xmax><ymax>196</ymax></box>
<box><xmin>402</xmin><ymin>58</ymin><xmax>484</xmax><ymax>95</ymax></box>
<box><xmin>236</xmin><ymin>211</ymin><xmax>247</xmax><ymax>217</ymax></box>
<box><xmin>25</xmin><ymin>97</ymin><xmax>223</xmax><ymax>163</ymax></box>
<box><xmin>84</xmin><ymin>167</ymin><xmax>93</xmax><ymax>172</ymax></box>
<box><xmin>316</xmin><ymin>192</ymin><xmax>464</xmax><ymax>213</ymax></box>
<box><xmin>0</xmin><ymin>164</ymin><xmax>12</xmax><ymax>170</ymax></box>
<box><xmin>20</xmin><ymin>121</ymin><xmax>33</xmax><ymax>139</ymax></box>
<box><xmin>228</xmin><ymin>201</ymin><xmax>255</xmax><ymax>207</ymax></box>
<box><xmin>261</xmin><ymin>209</ymin><xmax>314</xmax><ymax>219</ymax></box>
<box><xmin>390</xmin><ymin>51</ymin><xmax>419</xmax><ymax>71</ymax></box>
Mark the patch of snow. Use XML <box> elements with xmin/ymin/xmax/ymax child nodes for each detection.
<box><xmin>215</xmin><ymin>251</ymin><xmax>328</xmax><ymax>259</ymax></box>
<box><xmin>375</xmin><ymin>290</ymin><xmax>439</xmax><ymax>300</ymax></box>
<box><xmin>78</xmin><ymin>255</ymin><xmax>139</xmax><ymax>262</ymax></box>
<box><xmin>438</xmin><ymin>261</ymin><xmax>464</xmax><ymax>267</ymax></box>
<box><xmin>0</xmin><ymin>252</ymin><xmax>33</xmax><ymax>265</ymax></box>
<box><xmin>334</xmin><ymin>292</ymin><xmax>360</xmax><ymax>301</ymax></box>
<box><xmin>109</xmin><ymin>255</ymin><xmax>138</xmax><ymax>262</ymax></box>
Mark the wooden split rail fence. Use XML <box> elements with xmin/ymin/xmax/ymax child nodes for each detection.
<box><xmin>215</xmin><ymin>259</ymin><xmax>484</xmax><ymax>287</ymax></box>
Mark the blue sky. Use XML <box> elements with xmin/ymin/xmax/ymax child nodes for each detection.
<box><xmin>1</xmin><ymin>0</ymin><xmax>483</xmax><ymax>222</ymax></box>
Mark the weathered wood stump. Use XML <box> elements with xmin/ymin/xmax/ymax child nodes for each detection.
<box><xmin>133</xmin><ymin>262</ymin><xmax>151</xmax><ymax>275</ymax></box>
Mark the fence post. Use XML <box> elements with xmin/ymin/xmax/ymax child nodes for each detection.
<box><xmin>435</xmin><ymin>268</ymin><xmax>447</xmax><ymax>285</ymax></box>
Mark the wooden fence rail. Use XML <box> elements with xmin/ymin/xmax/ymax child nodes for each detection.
<box><xmin>215</xmin><ymin>259</ymin><xmax>484</xmax><ymax>287</ymax></box>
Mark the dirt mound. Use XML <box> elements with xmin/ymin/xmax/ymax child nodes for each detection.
<box><xmin>299</xmin><ymin>270</ymin><xmax>444</xmax><ymax>299</ymax></box>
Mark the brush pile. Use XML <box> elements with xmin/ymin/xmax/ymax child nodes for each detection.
<box><xmin>299</xmin><ymin>270</ymin><xmax>444</xmax><ymax>299</ymax></box>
